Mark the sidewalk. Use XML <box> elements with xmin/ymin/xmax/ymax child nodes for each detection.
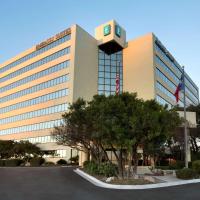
<box><xmin>153</xmin><ymin>175</ymin><xmax>180</xmax><ymax>182</ymax></box>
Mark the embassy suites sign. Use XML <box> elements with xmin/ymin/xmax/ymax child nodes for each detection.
<box><xmin>36</xmin><ymin>28</ymin><xmax>71</xmax><ymax>50</ymax></box>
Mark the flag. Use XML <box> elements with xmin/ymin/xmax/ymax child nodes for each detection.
<box><xmin>174</xmin><ymin>73</ymin><xmax>184</xmax><ymax>103</ymax></box>
<box><xmin>116</xmin><ymin>73</ymin><xmax>120</xmax><ymax>95</ymax></box>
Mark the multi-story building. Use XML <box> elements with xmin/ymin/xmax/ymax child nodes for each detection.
<box><xmin>124</xmin><ymin>33</ymin><xmax>199</xmax><ymax>108</ymax></box>
<box><xmin>0</xmin><ymin>20</ymin><xmax>199</xmax><ymax>162</ymax></box>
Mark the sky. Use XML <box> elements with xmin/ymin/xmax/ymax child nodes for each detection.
<box><xmin>0</xmin><ymin>0</ymin><xmax>200</xmax><ymax>89</ymax></box>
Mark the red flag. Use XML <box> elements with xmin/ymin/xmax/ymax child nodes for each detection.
<box><xmin>116</xmin><ymin>73</ymin><xmax>120</xmax><ymax>95</ymax></box>
<box><xmin>174</xmin><ymin>73</ymin><xmax>184</xmax><ymax>103</ymax></box>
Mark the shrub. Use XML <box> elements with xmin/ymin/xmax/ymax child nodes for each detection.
<box><xmin>83</xmin><ymin>161</ymin><xmax>118</xmax><ymax>177</ymax></box>
<box><xmin>156</xmin><ymin>166</ymin><xmax>170</xmax><ymax>170</ymax></box>
<box><xmin>56</xmin><ymin>159</ymin><xmax>67</xmax><ymax>165</ymax></box>
<box><xmin>176</xmin><ymin>168</ymin><xmax>197</xmax><ymax>180</ymax></box>
<box><xmin>4</xmin><ymin>159</ymin><xmax>23</xmax><ymax>167</ymax></box>
<box><xmin>192</xmin><ymin>160</ymin><xmax>200</xmax><ymax>174</ymax></box>
<box><xmin>83</xmin><ymin>161</ymin><xmax>99</xmax><ymax>175</ymax></box>
<box><xmin>0</xmin><ymin>159</ymin><xmax>5</xmax><ymax>166</ymax></box>
<box><xmin>30</xmin><ymin>157</ymin><xmax>45</xmax><ymax>166</ymax></box>
<box><xmin>98</xmin><ymin>162</ymin><xmax>118</xmax><ymax>177</ymax></box>
<box><xmin>44</xmin><ymin>161</ymin><xmax>55</xmax><ymax>166</ymax></box>
<box><xmin>169</xmin><ymin>161</ymin><xmax>184</xmax><ymax>170</ymax></box>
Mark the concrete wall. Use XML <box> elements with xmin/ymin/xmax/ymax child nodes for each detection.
<box><xmin>123</xmin><ymin>33</ymin><xmax>155</xmax><ymax>100</ymax></box>
<box><xmin>72</xmin><ymin>25</ymin><xmax>98</xmax><ymax>102</ymax></box>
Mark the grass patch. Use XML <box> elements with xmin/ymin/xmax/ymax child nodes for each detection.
<box><xmin>110</xmin><ymin>178</ymin><xmax>152</xmax><ymax>185</ymax></box>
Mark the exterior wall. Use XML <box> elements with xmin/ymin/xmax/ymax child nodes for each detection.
<box><xmin>0</xmin><ymin>24</ymin><xmax>98</xmax><ymax>163</ymax></box>
<box><xmin>177</xmin><ymin>111</ymin><xmax>197</xmax><ymax>127</ymax></box>
<box><xmin>123</xmin><ymin>33</ymin><xmax>155</xmax><ymax>100</ymax></box>
<box><xmin>153</xmin><ymin>34</ymin><xmax>199</xmax><ymax>107</ymax></box>
<box><xmin>72</xmin><ymin>25</ymin><xmax>98</xmax><ymax>101</ymax></box>
<box><xmin>95</xmin><ymin>19</ymin><xmax>126</xmax><ymax>48</ymax></box>
<box><xmin>0</xmin><ymin>28</ymin><xmax>73</xmax><ymax>142</ymax></box>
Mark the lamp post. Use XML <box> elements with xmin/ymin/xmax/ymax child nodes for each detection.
<box><xmin>182</xmin><ymin>66</ymin><xmax>188</xmax><ymax>168</ymax></box>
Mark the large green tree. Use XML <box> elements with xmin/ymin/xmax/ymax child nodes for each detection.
<box><xmin>52</xmin><ymin>93</ymin><xmax>181</xmax><ymax>177</ymax></box>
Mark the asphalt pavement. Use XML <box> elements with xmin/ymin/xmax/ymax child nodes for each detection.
<box><xmin>0</xmin><ymin>167</ymin><xmax>199</xmax><ymax>200</ymax></box>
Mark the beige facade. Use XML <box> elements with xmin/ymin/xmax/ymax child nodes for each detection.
<box><xmin>123</xmin><ymin>33</ymin><xmax>199</xmax><ymax>108</ymax></box>
<box><xmin>0</xmin><ymin>20</ymin><xmax>199</xmax><ymax>161</ymax></box>
<box><xmin>123</xmin><ymin>33</ymin><xmax>155</xmax><ymax>100</ymax></box>
<box><xmin>0</xmin><ymin>24</ymin><xmax>98</xmax><ymax>161</ymax></box>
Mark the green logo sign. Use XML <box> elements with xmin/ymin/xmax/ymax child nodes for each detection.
<box><xmin>104</xmin><ymin>25</ymin><xmax>111</xmax><ymax>36</ymax></box>
<box><xmin>115</xmin><ymin>25</ymin><xmax>121</xmax><ymax>37</ymax></box>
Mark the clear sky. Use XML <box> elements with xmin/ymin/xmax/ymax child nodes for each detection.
<box><xmin>0</xmin><ymin>0</ymin><xmax>200</xmax><ymax>89</ymax></box>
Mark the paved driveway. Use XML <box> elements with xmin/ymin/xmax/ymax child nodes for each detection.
<box><xmin>0</xmin><ymin>167</ymin><xmax>200</xmax><ymax>200</ymax></box>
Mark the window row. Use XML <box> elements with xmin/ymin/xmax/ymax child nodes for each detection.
<box><xmin>0</xmin><ymin>103</ymin><xmax>68</xmax><ymax>125</ymax></box>
<box><xmin>155</xmin><ymin>45</ymin><xmax>198</xmax><ymax>95</ymax></box>
<box><xmin>185</xmin><ymin>87</ymin><xmax>199</xmax><ymax>104</ymax></box>
<box><xmin>98</xmin><ymin>72</ymin><xmax>123</xmax><ymax>79</ymax></box>
<box><xmin>156</xmin><ymin>95</ymin><xmax>172</xmax><ymax>109</ymax></box>
<box><xmin>98</xmin><ymin>78</ymin><xmax>123</xmax><ymax>85</ymax></box>
<box><xmin>0</xmin><ymin>89</ymin><xmax>68</xmax><ymax>114</ymax></box>
<box><xmin>99</xmin><ymin>65</ymin><xmax>123</xmax><ymax>73</ymax></box>
<box><xmin>156</xmin><ymin>81</ymin><xmax>184</xmax><ymax>107</ymax></box>
<box><xmin>155</xmin><ymin>56</ymin><xmax>199</xmax><ymax>100</ymax></box>
<box><xmin>98</xmin><ymin>90</ymin><xmax>118</xmax><ymax>96</ymax></box>
<box><xmin>156</xmin><ymin>68</ymin><xmax>177</xmax><ymax>91</ymax></box>
<box><xmin>0</xmin><ymin>119</ymin><xmax>63</xmax><ymax>135</ymax></box>
<box><xmin>99</xmin><ymin>59</ymin><xmax>123</xmax><ymax>66</ymax></box>
<box><xmin>0</xmin><ymin>60</ymin><xmax>70</xmax><ymax>93</ymax></box>
<box><xmin>155</xmin><ymin>44</ymin><xmax>182</xmax><ymax>77</ymax></box>
<box><xmin>0</xmin><ymin>47</ymin><xmax>70</xmax><ymax>84</ymax></box>
<box><xmin>156</xmin><ymin>68</ymin><xmax>198</xmax><ymax>105</ymax></box>
<box><xmin>98</xmin><ymin>85</ymin><xmax>123</xmax><ymax>91</ymax></box>
<box><xmin>18</xmin><ymin>135</ymin><xmax>57</xmax><ymax>144</ymax></box>
<box><xmin>0</xmin><ymin>34</ymin><xmax>71</xmax><ymax>74</ymax></box>
<box><xmin>186</xmin><ymin>96</ymin><xmax>195</xmax><ymax>106</ymax></box>
<box><xmin>0</xmin><ymin>75</ymin><xmax>69</xmax><ymax>103</ymax></box>
<box><xmin>185</xmin><ymin>78</ymin><xmax>199</xmax><ymax>97</ymax></box>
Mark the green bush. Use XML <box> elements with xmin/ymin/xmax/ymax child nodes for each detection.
<box><xmin>176</xmin><ymin>168</ymin><xmax>197</xmax><ymax>180</ymax></box>
<box><xmin>169</xmin><ymin>161</ymin><xmax>184</xmax><ymax>170</ymax></box>
<box><xmin>98</xmin><ymin>162</ymin><xmax>118</xmax><ymax>177</ymax></box>
<box><xmin>192</xmin><ymin>160</ymin><xmax>200</xmax><ymax>174</ymax></box>
<box><xmin>83</xmin><ymin>161</ymin><xmax>99</xmax><ymax>175</ymax></box>
<box><xmin>83</xmin><ymin>161</ymin><xmax>118</xmax><ymax>177</ymax></box>
<box><xmin>156</xmin><ymin>166</ymin><xmax>170</xmax><ymax>170</ymax></box>
<box><xmin>4</xmin><ymin>159</ymin><xmax>23</xmax><ymax>167</ymax></box>
<box><xmin>56</xmin><ymin>159</ymin><xmax>67</xmax><ymax>165</ymax></box>
<box><xmin>0</xmin><ymin>159</ymin><xmax>5</xmax><ymax>166</ymax></box>
<box><xmin>44</xmin><ymin>161</ymin><xmax>55</xmax><ymax>166</ymax></box>
<box><xmin>30</xmin><ymin>157</ymin><xmax>45</xmax><ymax>166</ymax></box>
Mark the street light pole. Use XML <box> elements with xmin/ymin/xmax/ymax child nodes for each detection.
<box><xmin>182</xmin><ymin>66</ymin><xmax>188</xmax><ymax>168</ymax></box>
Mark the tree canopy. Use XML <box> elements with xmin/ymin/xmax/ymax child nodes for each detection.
<box><xmin>52</xmin><ymin>92</ymin><xmax>181</xmax><ymax>177</ymax></box>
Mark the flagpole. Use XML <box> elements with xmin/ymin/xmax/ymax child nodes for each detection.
<box><xmin>182</xmin><ymin>66</ymin><xmax>188</xmax><ymax>168</ymax></box>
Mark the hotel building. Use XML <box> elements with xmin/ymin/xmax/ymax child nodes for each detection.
<box><xmin>0</xmin><ymin>20</ymin><xmax>199</xmax><ymax>161</ymax></box>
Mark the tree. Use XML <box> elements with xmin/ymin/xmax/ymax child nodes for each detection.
<box><xmin>13</xmin><ymin>141</ymin><xmax>41</xmax><ymax>159</ymax></box>
<box><xmin>175</xmin><ymin>104</ymin><xmax>200</xmax><ymax>160</ymax></box>
<box><xmin>0</xmin><ymin>140</ymin><xmax>15</xmax><ymax>159</ymax></box>
<box><xmin>0</xmin><ymin>140</ymin><xmax>41</xmax><ymax>160</ymax></box>
<box><xmin>52</xmin><ymin>93</ymin><xmax>181</xmax><ymax>178</ymax></box>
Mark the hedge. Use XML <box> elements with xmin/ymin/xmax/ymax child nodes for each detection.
<box><xmin>176</xmin><ymin>168</ymin><xmax>197</xmax><ymax>180</ymax></box>
<box><xmin>57</xmin><ymin>159</ymin><xmax>67</xmax><ymax>165</ymax></box>
<box><xmin>30</xmin><ymin>157</ymin><xmax>45</xmax><ymax>166</ymax></box>
<box><xmin>192</xmin><ymin>160</ymin><xmax>200</xmax><ymax>174</ymax></box>
<box><xmin>4</xmin><ymin>159</ymin><xmax>23</xmax><ymax>167</ymax></box>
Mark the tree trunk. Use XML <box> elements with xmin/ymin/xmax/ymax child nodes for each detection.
<box><xmin>132</xmin><ymin>146</ymin><xmax>138</xmax><ymax>175</ymax></box>
<box><xmin>99</xmin><ymin>143</ymin><xmax>111</xmax><ymax>163</ymax></box>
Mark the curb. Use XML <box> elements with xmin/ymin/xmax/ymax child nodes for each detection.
<box><xmin>74</xmin><ymin>168</ymin><xmax>200</xmax><ymax>190</ymax></box>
